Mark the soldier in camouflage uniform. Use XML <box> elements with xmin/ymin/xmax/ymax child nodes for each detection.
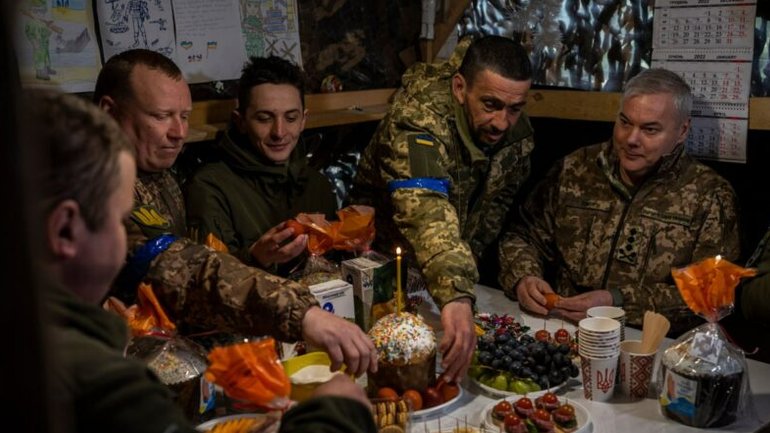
<box><xmin>499</xmin><ymin>68</ymin><xmax>740</xmax><ymax>336</ymax></box>
<box><xmin>94</xmin><ymin>49</ymin><xmax>376</xmax><ymax>376</ymax></box>
<box><xmin>351</xmin><ymin>36</ymin><xmax>535</xmax><ymax>381</ymax></box>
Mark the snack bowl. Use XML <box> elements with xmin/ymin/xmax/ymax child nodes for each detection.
<box><xmin>282</xmin><ymin>351</ymin><xmax>344</xmax><ymax>402</ymax></box>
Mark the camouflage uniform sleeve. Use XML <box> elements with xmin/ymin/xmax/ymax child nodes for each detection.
<box><xmin>145</xmin><ymin>238</ymin><xmax>317</xmax><ymax>341</ymax></box>
<box><xmin>386</xmin><ymin>130</ymin><xmax>477</xmax><ymax>308</ymax></box>
<box><xmin>617</xmin><ymin>180</ymin><xmax>741</xmax><ymax>334</ymax></box>
<box><xmin>498</xmin><ymin>162</ymin><xmax>563</xmax><ymax>299</ymax></box>
<box><xmin>185</xmin><ymin>174</ymin><xmax>257</xmax><ymax>266</ymax></box>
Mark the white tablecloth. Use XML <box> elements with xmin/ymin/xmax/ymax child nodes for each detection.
<box><xmin>410</xmin><ymin>285</ymin><xmax>770</xmax><ymax>433</ymax></box>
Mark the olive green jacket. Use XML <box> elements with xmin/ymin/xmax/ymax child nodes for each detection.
<box><xmin>46</xmin><ymin>282</ymin><xmax>197</xmax><ymax>433</ymax></box>
<box><xmin>351</xmin><ymin>39</ymin><xmax>535</xmax><ymax>308</ymax></box>
<box><xmin>499</xmin><ymin>141</ymin><xmax>740</xmax><ymax>335</ymax></box>
<box><xmin>185</xmin><ymin>128</ymin><xmax>336</xmax><ymax>270</ymax></box>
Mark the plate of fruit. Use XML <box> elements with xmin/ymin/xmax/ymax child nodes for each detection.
<box><xmin>482</xmin><ymin>392</ymin><xmax>591</xmax><ymax>433</ymax></box>
<box><xmin>375</xmin><ymin>376</ymin><xmax>463</xmax><ymax>420</ymax></box>
<box><xmin>469</xmin><ymin>315</ymin><xmax>578</xmax><ymax>397</ymax></box>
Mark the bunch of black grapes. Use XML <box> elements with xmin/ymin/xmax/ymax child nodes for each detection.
<box><xmin>476</xmin><ymin>331</ymin><xmax>579</xmax><ymax>390</ymax></box>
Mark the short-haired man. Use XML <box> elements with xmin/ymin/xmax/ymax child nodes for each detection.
<box><xmin>499</xmin><ymin>68</ymin><xmax>740</xmax><ymax>335</ymax></box>
<box><xmin>351</xmin><ymin>35</ymin><xmax>535</xmax><ymax>382</ymax></box>
<box><xmin>94</xmin><ymin>49</ymin><xmax>375</xmax><ymax>376</ymax></box>
<box><xmin>185</xmin><ymin>56</ymin><xmax>337</xmax><ymax>273</ymax></box>
<box><xmin>33</xmin><ymin>90</ymin><xmax>377</xmax><ymax>433</ymax></box>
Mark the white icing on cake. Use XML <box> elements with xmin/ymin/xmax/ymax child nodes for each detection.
<box><xmin>368</xmin><ymin>312</ymin><xmax>436</xmax><ymax>365</ymax></box>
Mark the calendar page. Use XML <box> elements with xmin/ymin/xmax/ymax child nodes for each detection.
<box><xmin>654</xmin><ymin>5</ymin><xmax>754</xmax><ymax>50</ymax></box>
<box><xmin>652</xmin><ymin>0</ymin><xmax>756</xmax><ymax>163</ymax></box>
<box><xmin>652</xmin><ymin>61</ymin><xmax>751</xmax><ymax>117</ymax></box>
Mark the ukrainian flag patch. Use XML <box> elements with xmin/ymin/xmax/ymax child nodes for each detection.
<box><xmin>412</xmin><ymin>133</ymin><xmax>435</xmax><ymax>147</ymax></box>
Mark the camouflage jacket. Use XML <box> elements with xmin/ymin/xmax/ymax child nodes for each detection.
<box><xmin>351</xmin><ymin>40</ymin><xmax>535</xmax><ymax>308</ymax></box>
<box><xmin>740</xmin><ymin>226</ymin><xmax>770</xmax><ymax>323</ymax></box>
<box><xmin>499</xmin><ymin>141</ymin><xmax>740</xmax><ymax>335</ymax></box>
<box><xmin>115</xmin><ymin>169</ymin><xmax>317</xmax><ymax>341</ymax></box>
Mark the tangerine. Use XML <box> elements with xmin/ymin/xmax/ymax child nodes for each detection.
<box><xmin>440</xmin><ymin>381</ymin><xmax>460</xmax><ymax>401</ymax></box>
<box><xmin>375</xmin><ymin>387</ymin><xmax>399</xmax><ymax>401</ymax></box>
<box><xmin>285</xmin><ymin>219</ymin><xmax>305</xmax><ymax>235</ymax></box>
<box><xmin>544</xmin><ymin>293</ymin><xmax>561</xmax><ymax>310</ymax></box>
<box><xmin>402</xmin><ymin>389</ymin><xmax>423</xmax><ymax>411</ymax></box>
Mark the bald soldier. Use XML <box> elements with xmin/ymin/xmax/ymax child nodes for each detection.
<box><xmin>499</xmin><ymin>68</ymin><xmax>740</xmax><ymax>335</ymax></box>
<box><xmin>351</xmin><ymin>35</ymin><xmax>535</xmax><ymax>382</ymax></box>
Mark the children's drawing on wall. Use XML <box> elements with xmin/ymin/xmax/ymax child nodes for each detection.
<box><xmin>16</xmin><ymin>0</ymin><xmax>100</xmax><ymax>92</ymax></box>
<box><xmin>97</xmin><ymin>0</ymin><xmax>174</xmax><ymax>61</ymax></box>
<box><xmin>238</xmin><ymin>0</ymin><xmax>302</xmax><ymax>66</ymax></box>
<box><xmin>126</xmin><ymin>0</ymin><xmax>149</xmax><ymax>48</ymax></box>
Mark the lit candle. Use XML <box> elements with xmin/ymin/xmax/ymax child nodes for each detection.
<box><xmin>396</xmin><ymin>247</ymin><xmax>402</xmax><ymax>314</ymax></box>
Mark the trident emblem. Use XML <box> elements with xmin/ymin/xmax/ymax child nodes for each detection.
<box><xmin>597</xmin><ymin>367</ymin><xmax>616</xmax><ymax>393</ymax></box>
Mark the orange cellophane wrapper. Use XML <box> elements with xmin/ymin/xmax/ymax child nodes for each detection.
<box><xmin>204</xmin><ymin>338</ymin><xmax>291</xmax><ymax>411</ymax></box>
<box><xmin>204</xmin><ymin>232</ymin><xmax>228</xmax><ymax>252</ymax></box>
<box><xmin>671</xmin><ymin>256</ymin><xmax>756</xmax><ymax>322</ymax></box>
<box><xmin>292</xmin><ymin>205</ymin><xmax>375</xmax><ymax>256</ymax></box>
<box><xmin>104</xmin><ymin>283</ymin><xmax>176</xmax><ymax>336</ymax></box>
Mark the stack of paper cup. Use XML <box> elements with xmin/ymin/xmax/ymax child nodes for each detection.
<box><xmin>587</xmin><ymin>306</ymin><xmax>627</xmax><ymax>341</ymax></box>
<box><xmin>578</xmin><ymin>317</ymin><xmax>621</xmax><ymax>402</ymax></box>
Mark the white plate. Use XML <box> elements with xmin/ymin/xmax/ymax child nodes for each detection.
<box><xmin>481</xmin><ymin>397</ymin><xmax>591</xmax><ymax>433</ymax></box>
<box><xmin>470</xmin><ymin>377</ymin><xmax>561</xmax><ymax>399</ymax></box>
<box><xmin>410</xmin><ymin>384</ymin><xmax>465</xmax><ymax>420</ymax></box>
<box><xmin>196</xmin><ymin>413</ymin><xmax>271</xmax><ymax>432</ymax></box>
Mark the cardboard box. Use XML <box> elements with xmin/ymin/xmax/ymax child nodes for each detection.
<box><xmin>308</xmin><ymin>279</ymin><xmax>355</xmax><ymax>323</ymax></box>
<box><xmin>341</xmin><ymin>257</ymin><xmax>382</xmax><ymax>331</ymax></box>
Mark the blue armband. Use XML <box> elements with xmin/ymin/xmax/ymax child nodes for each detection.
<box><xmin>116</xmin><ymin>234</ymin><xmax>178</xmax><ymax>293</ymax></box>
<box><xmin>387</xmin><ymin>178</ymin><xmax>450</xmax><ymax>196</ymax></box>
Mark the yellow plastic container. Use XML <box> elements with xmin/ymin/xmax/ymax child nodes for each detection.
<box><xmin>282</xmin><ymin>352</ymin><xmax>340</xmax><ymax>402</ymax></box>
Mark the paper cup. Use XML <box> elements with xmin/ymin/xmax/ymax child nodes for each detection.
<box><xmin>618</xmin><ymin>340</ymin><xmax>656</xmax><ymax>399</ymax></box>
<box><xmin>587</xmin><ymin>306</ymin><xmax>626</xmax><ymax>341</ymax></box>
<box><xmin>579</xmin><ymin>317</ymin><xmax>621</xmax><ymax>334</ymax></box>
<box><xmin>580</xmin><ymin>354</ymin><xmax>619</xmax><ymax>402</ymax></box>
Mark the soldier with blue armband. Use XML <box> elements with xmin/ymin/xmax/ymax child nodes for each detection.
<box><xmin>351</xmin><ymin>35</ymin><xmax>535</xmax><ymax>383</ymax></box>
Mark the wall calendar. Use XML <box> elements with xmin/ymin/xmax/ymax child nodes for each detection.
<box><xmin>652</xmin><ymin>0</ymin><xmax>756</xmax><ymax>163</ymax></box>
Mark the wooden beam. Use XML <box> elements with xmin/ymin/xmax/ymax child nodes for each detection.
<box><xmin>526</xmin><ymin>90</ymin><xmax>620</xmax><ymax>122</ymax></box>
<box><xmin>186</xmin><ymin>88</ymin><xmax>397</xmax><ymax>143</ymax></box>
<box><xmin>186</xmin><ymin>89</ymin><xmax>770</xmax><ymax>143</ymax></box>
<box><xmin>431</xmin><ymin>0</ymin><xmax>471</xmax><ymax>61</ymax></box>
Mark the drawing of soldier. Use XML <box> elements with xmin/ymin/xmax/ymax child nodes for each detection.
<box><xmin>21</xmin><ymin>0</ymin><xmax>60</xmax><ymax>80</ymax></box>
<box><xmin>239</xmin><ymin>0</ymin><xmax>265</xmax><ymax>57</ymax></box>
<box><xmin>125</xmin><ymin>0</ymin><xmax>150</xmax><ymax>48</ymax></box>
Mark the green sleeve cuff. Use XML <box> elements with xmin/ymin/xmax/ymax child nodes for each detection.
<box><xmin>608</xmin><ymin>287</ymin><xmax>624</xmax><ymax>307</ymax></box>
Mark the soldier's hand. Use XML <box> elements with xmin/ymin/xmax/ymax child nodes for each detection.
<box><xmin>301</xmin><ymin>306</ymin><xmax>377</xmax><ymax>377</ymax></box>
<box><xmin>516</xmin><ymin>276</ymin><xmax>555</xmax><ymax>315</ymax></box>
<box><xmin>552</xmin><ymin>290</ymin><xmax>613</xmax><ymax>323</ymax></box>
<box><xmin>249</xmin><ymin>222</ymin><xmax>307</xmax><ymax>268</ymax></box>
<box><xmin>439</xmin><ymin>298</ymin><xmax>475</xmax><ymax>383</ymax></box>
<box><xmin>312</xmin><ymin>374</ymin><xmax>369</xmax><ymax>407</ymax></box>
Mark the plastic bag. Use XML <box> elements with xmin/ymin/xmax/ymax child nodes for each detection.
<box><xmin>105</xmin><ymin>282</ymin><xmax>177</xmax><ymax>336</ymax></box>
<box><xmin>205</xmin><ymin>338</ymin><xmax>291</xmax><ymax>411</ymax></box>
<box><xmin>657</xmin><ymin>256</ymin><xmax>757</xmax><ymax>427</ymax></box>
<box><xmin>106</xmin><ymin>283</ymin><xmax>215</xmax><ymax>421</ymax></box>
<box><xmin>289</xmin><ymin>205</ymin><xmax>375</xmax><ymax>285</ymax></box>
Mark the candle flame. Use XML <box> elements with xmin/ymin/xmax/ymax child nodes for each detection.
<box><xmin>396</xmin><ymin>247</ymin><xmax>401</xmax><ymax>255</ymax></box>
